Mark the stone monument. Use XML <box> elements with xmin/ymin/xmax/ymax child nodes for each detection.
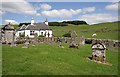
<box><xmin>91</xmin><ymin>41</ymin><xmax>106</xmax><ymax>63</ymax></box>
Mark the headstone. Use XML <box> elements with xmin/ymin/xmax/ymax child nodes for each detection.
<box><xmin>69</xmin><ymin>41</ymin><xmax>79</xmax><ymax>49</ymax></box>
<box><xmin>92</xmin><ymin>39</ymin><xmax>96</xmax><ymax>44</ymax></box>
<box><xmin>80</xmin><ymin>36</ymin><xmax>85</xmax><ymax>45</ymax></box>
<box><xmin>32</xmin><ymin>39</ymin><xmax>38</xmax><ymax>46</ymax></box>
<box><xmin>71</xmin><ymin>31</ymin><xmax>77</xmax><ymax>42</ymax></box>
<box><xmin>57</xmin><ymin>38</ymin><xmax>64</xmax><ymax>48</ymax></box>
<box><xmin>22</xmin><ymin>41</ymin><xmax>29</xmax><ymax>48</ymax></box>
<box><xmin>91</xmin><ymin>42</ymin><xmax>106</xmax><ymax>63</ymax></box>
<box><xmin>58</xmin><ymin>42</ymin><xmax>64</xmax><ymax>48</ymax></box>
<box><xmin>10</xmin><ymin>41</ymin><xmax>17</xmax><ymax>47</ymax></box>
<box><xmin>108</xmin><ymin>40</ymin><xmax>114</xmax><ymax>51</ymax></box>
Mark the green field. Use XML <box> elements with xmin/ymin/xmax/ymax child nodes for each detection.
<box><xmin>2</xmin><ymin>22</ymin><xmax>119</xmax><ymax>75</ymax></box>
<box><xmin>2</xmin><ymin>43</ymin><xmax>118</xmax><ymax>75</ymax></box>
<box><xmin>50</xmin><ymin>22</ymin><xmax>119</xmax><ymax>40</ymax></box>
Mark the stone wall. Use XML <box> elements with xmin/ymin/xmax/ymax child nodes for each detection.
<box><xmin>2</xmin><ymin>36</ymin><xmax>120</xmax><ymax>49</ymax></box>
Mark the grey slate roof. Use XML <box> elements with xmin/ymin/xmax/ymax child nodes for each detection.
<box><xmin>18</xmin><ymin>23</ymin><xmax>51</xmax><ymax>30</ymax></box>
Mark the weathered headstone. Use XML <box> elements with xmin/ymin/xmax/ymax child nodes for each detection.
<box><xmin>108</xmin><ymin>40</ymin><xmax>114</xmax><ymax>51</ymax></box>
<box><xmin>22</xmin><ymin>41</ymin><xmax>29</xmax><ymax>48</ymax></box>
<box><xmin>10</xmin><ymin>41</ymin><xmax>17</xmax><ymax>47</ymax></box>
<box><xmin>69</xmin><ymin>41</ymin><xmax>79</xmax><ymax>49</ymax></box>
<box><xmin>71</xmin><ymin>31</ymin><xmax>77</xmax><ymax>41</ymax></box>
<box><xmin>58</xmin><ymin>42</ymin><xmax>64</xmax><ymax>48</ymax></box>
<box><xmin>92</xmin><ymin>39</ymin><xmax>97</xmax><ymax>44</ymax></box>
<box><xmin>80</xmin><ymin>36</ymin><xmax>85</xmax><ymax>45</ymax></box>
<box><xmin>32</xmin><ymin>38</ymin><xmax>38</xmax><ymax>46</ymax></box>
<box><xmin>57</xmin><ymin>38</ymin><xmax>64</xmax><ymax>48</ymax></box>
<box><xmin>91</xmin><ymin>42</ymin><xmax>106</xmax><ymax>63</ymax></box>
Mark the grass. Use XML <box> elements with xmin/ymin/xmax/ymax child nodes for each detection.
<box><xmin>0</xmin><ymin>44</ymin><xmax>2</xmax><ymax>76</ymax></box>
<box><xmin>2</xmin><ymin>43</ymin><xmax>118</xmax><ymax>75</ymax></box>
<box><xmin>50</xmin><ymin>22</ymin><xmax>119</xmax><ymax>40</ymax></box>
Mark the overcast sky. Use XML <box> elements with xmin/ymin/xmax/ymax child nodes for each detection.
<box><xmin>0</xmin><ymin>0</ymin><xmax>119</xmax><ymax>25</ymax></box>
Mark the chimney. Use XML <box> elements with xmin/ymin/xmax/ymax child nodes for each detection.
<box><xmin>44</xmin><ymin>18</ymin><xmax>48</xmax><ymax>25</ymax></box>
<box><xmin>31</xmin><ymin>18</ymin><xmax>35</xmax><ymax>25</ymax></box>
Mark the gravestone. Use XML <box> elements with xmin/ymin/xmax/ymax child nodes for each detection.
<box><xmin>58</xmin><ymin>42</ymin><xmax>64</xmax><ymax>48</ymax></box>
<box><xmin>69</xmin><ymin>41</ymin><xmax>79</xmax><ymax>49</ymax></box>
<box><xmin>91</xmin><ymin>42</ymin><xmax>106</xmax><ymax>63</ymax></box>
<box><xmin>92</xmin><ymin>39</ymin><xmax>96</xmax><ymax>45</ymax></box>
<box><xmin>108</xmin><ymin>40</ymin><xmax>114</xmax><ymax>51</ymax></box>
<box><xmin>10</xmin><ymin>32</ymin><xmax>17</xmax><ymax>47</ymax></box>
<box><xmin>32</xmin><ymin>38</ymin><xmax>38</xmax><ymax>46</ymax></box>
<box><xmin>71</xmin><ymin>31</ymin><xmax>77</xmax><ymax>42</ymax></box>
<box><xmin>22</xmin><ymin>41</ymin><xmax>29</xmax><ymax>48</ymax></box>
<box><xmin>80</xmin><ymin>36</ymin><xmax>85</xmax><ymax>45</ymax></box>
<box><xmin>10</xmin><ymin>41</ymin><xmax>17</xmax><ymax>47</ymax></box>
<box><xmin>57</xmin><ymin>38</ymin><xmax>64</xmax><ymax>48</ymax></box>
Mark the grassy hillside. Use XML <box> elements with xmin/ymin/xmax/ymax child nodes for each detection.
<box><xmin>2</xmin><ymin>44</ymin><xmax>118</xmax><ymax>75</ymax></box>
<box><xmin>50</xmin><ymin>22</ymin><xmax>119</xmax><ymax>40</ymax></box>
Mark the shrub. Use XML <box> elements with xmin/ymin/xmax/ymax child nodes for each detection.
<box><xmin>85</xmin><ymin>39</ymin><xmax>92</xmax><ymax>44</ymax></box>
<box><xmin>19</xmin><ymin>32</ymin><xmax>25</xmax><ymax>37</ymax></box>
<box><xmin>39</xmin><ymin>35</ymin><xmax>45</xmax><ymax>37</ymax></box>
<box><xmin>63</xmin><ymin>32</ymin><xmax>71</xmax><ymax>37</ymax></box>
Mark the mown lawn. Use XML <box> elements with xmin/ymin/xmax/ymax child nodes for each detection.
<box><xmin>2</xmin><ymin>43</ymin><xmax>118</xmax><ymax>75</ymax></box>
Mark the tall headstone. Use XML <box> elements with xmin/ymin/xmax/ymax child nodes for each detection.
<box><xmin>71</xmin><ymin>31</ymin><xmax>77</xmax><ymax>42</ymax></box>
<box><xmin>80</xmin><ymin>36</ymin><xmax>85</xmax><ymax>45</ymax></box>
<box><xmin>108</xmin><ymin>40</ymin><xmax>114</xmax><ymax>51</ymax></box>
<box><xmin>91</xmin><ymin>42</ymin><xmax>106</xmax><ymax>63</ymax></box>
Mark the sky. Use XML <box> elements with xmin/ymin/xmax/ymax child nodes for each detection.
<box><xmin>0</xmin><ymin>0</ymin><xmax>119</xmax><ymax>25</ymax></box>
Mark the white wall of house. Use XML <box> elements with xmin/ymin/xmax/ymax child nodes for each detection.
<box><xmin>39</xmin><ymin>30</ymin><xmax>45</xmax><ymax>36</ymax></box>
<box><xmin>15</xmin><ymin>30</ymin><xmax>25</xmax><ymax>37</ymax></box>
<box><xmin>34</xmin><ymin>30</ymin><xmax>40</xmax><ymax>36</ymax></box>
<box><xmin>24</xmin><ymin>30</ymin><xmax>39</xmax><ymax>38</ymax></box>
<box><xmin>16</xmin><ymin>30</ymin><xmax>52</xmax><ymax>38</ymax></box>
<box><xmin>25</xmin><ymin>30</ymin><xmax>30</xmax><ymax>37</ymax></box>
<box><xmin>39</xmin><ymin>30</ymin><xmax>52</xmax><ymax>37</ymax></box>
<box><xmin>45</xmin><ymin>30</ymin><xmax>52</xmax><ymax>37</ymax></box>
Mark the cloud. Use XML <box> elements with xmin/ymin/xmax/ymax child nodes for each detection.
<box><xmin>105</xmin><ymin>2</ymin><xmax>120</xmax><ymax>10</ymax></box>
<box><xmin>4</xmin><ymin>20</ymin><xmax>18</xmax><ymax>24</ymax></box>
<box><xmin>79</xmin><ymin>13</ymin><xmax>118</xmax><ymax>25</ymax></box>
<box><xmin>0</xmin><ymin>9</ymin><xmax>5</xmax><ymax>16</ymax></box>
<box><xmin>41</xmin><ymin>7</ymin><xmax>95</xmax><ymax>18</ymax></box>
<box><xmin>82</xmin><ymin>7</ymin><xmax>96</xmax><ymax>13</ymax></box>
<box><xmin>40</xmin><ymin>4</ymin><xmax>52</xmax><ymax>10</ymax></box>
<box><xmin>1</xmin><ymin>0</ymin><xmax>37</xmax><ymax>15</ymax></box>
<box><xmin>36</xmin><ymin>13</ymin><xmax>41</xmax><ymax>16</ymax></box>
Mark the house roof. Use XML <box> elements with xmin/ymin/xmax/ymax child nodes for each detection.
<box><xmin>18</xmin><ymin>23</ymin><xmax>51</xmax><ymax>30</ymax></box>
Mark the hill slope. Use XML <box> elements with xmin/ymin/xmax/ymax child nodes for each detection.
<box><xmin>50</xmin><ymin>22</ymin><xmax>119</xmax><ymax>40</ymax></box>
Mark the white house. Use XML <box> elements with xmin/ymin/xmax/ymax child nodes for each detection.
<box><xmin>16</xmin><ymin>18</ymin><xmax>53</xmax><ymax>38</ymax></box>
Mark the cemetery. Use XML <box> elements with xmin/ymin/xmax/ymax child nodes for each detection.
<box><xmin>1</xmin><ymin>20</ymin><xmax>119</xmax><ymax>75</ymax></box>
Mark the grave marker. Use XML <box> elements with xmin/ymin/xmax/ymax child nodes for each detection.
<box><xmin>91</xmin><ymin>42</ymin><xmax>106</xmax><ymax>63</ymax></box>
<box><xmin>71</xmin><ymin>31</ymin><xmax>77</xmax><ymax>42</ymax></box>
<box><xmin>22</xmin><ymin>41</ymin><xmax>29</xmax><ymax>48</ymax></box>
<box><xmin>80</xmin><ymin>36</ymin><xmax>85</xmax><ymax>45</ymax></box>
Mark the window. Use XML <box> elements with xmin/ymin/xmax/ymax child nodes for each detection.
<box><xmin>41</xmin><ymin>32</ymin><xmax>43</xmax><ymax>35</ymax></box>
<box><xmin>30</xmin><ymin>31</ymin><xmax>35</xmax><ymax>35</ymax></box>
